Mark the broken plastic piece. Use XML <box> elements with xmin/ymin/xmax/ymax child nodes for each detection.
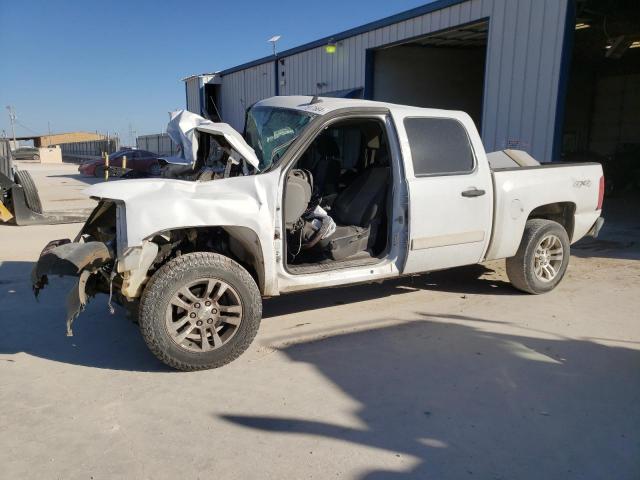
<box><xmin>65</xmin><ymin>270</ymin><xmax>91</xmax><ymax>336</ymax></box>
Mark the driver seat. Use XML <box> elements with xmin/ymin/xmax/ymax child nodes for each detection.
<box><xmin>298</xmin><ymin>133</ymin><xmax>342</xmax><ymax>197</ymax></box>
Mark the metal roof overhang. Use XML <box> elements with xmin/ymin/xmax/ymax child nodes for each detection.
<box><xmin>408</xmin><ymin>21</ymin><xmax>488</xmax><ymax>48</ymax></box>
<box><xmin>12</xmin><ymin>135</ymin><xmax>42</xmax><ymax>141</ymax></box>
<box><xmin>218</xmin><ymin>0</ymin><xmax>470</xmax><ymax>76</ymax></box>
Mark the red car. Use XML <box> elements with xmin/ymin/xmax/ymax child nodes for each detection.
<box><xmin>79</xmin><ymin>149</ymin><xmax>162</xmax><ymax>177</ymax></box>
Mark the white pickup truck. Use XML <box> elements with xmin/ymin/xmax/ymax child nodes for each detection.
<box><xmin>33</xmin><ymin>96</ymin><xmax>604</xmax><ymax>371</ymax></box>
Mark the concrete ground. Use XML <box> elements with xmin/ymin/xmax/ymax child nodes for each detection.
<box><xmin>1</xmin><ymin>163</ymin><xmax>639</xmax><ymax>479</ymax></box>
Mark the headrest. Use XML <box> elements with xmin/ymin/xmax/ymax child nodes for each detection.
<box><xmin>315</xmin><ymin>133</ymin><xmax>339</xmax><ymax>157</ymax></box>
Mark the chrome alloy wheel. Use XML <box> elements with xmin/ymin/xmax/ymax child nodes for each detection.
<box><xmin>533</xmin><ymin>234</ymin><xmax>564</xmax><ymax>282</ymax></box>
<box><xmin>165</xmin><ymin>278</ymin><xmax>243</xmax><ymax>352</ymax></box>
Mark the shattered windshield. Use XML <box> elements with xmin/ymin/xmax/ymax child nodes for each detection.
<box><xmin>245</xmin><ymin>106</ymin><xmax>316</xmax><ymax>170</ymax></box>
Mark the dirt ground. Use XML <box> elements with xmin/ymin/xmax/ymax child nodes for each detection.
<box><xmin>1</xmin><ymin>162</ymin><xmax>639</xmax><ymax>479</ymax></box>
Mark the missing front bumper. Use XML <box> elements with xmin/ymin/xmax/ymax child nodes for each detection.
<box><xmin>32</xmin><ymin>239</ymin><xmax>113</xmax><ymax>335</ymax></box>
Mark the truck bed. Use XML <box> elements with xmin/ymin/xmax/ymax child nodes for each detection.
<box><xmin>484</xmin><ymin>161</ymin><xmax>603</xmax><ymax>261</ymax></box>
<box><xmin>491</xmin><ymin>161</ymin><xmax>600</xmax><ymax>172</ymax></box>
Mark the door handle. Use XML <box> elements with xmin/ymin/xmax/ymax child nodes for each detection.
<box><xmin>461</xmin><ymin>188</ymin><xmax>486</xmax><ymax>197</ymax></box>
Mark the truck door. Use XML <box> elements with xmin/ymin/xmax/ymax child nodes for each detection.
<box><xmin>396</xmin><ymin>113</ymin><xmax>493</xmax><ymax>273</ymax></box>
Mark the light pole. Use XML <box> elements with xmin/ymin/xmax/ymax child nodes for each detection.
<box><xmin>128</xmin><ymin>123</ymin><xmax>137</xmax><ymax>147</ymax></box>
<box><xmin>5</xmin><ymin>106</ymin><xmax>17</xmax><ymax>148</ymax></box>
<box><xmin>268</xmin><ymin>35</ymin><xmax>281</xmax><ymax>56</ymax></box>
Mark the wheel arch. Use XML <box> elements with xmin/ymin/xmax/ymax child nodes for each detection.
<box><xmin>223</xmin><ymin>225</ymin><xmax>266</xmax><ymax>294</ymax></box>
<box><xmin>527</xmin><ymin>201</ymin><xmax>576</xmax><ymax>240</ymax></box>
<box><xmin>145</xmin><ymin>225</ymin><xmax>268</xmax><ymax>295</ymax></box>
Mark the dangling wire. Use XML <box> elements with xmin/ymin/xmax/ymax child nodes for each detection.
<box><xmin>291</xmin><ymin>227</ymin><xmax>304</xmax><ymax>260</ymax></box>
<box><xmin>107</xmin><ymin>270</ymin><xmax>116</xmax><ymax>315</ymax></box>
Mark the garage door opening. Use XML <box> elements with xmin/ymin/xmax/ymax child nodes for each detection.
<box><xmin>561</xmin><ymin>0</ymin><xmax>640</xmax><ymax>195</ymax></box>
<box><xmin>369</xmin><ymin>21</ymin><xmax>488</xmax><ymax>130</ymax></box>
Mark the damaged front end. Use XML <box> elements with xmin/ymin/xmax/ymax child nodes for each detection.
<box><xmin>32</xmin><ymin>200</ymin><xmax>117</xmax><ymax>335</ymax></box>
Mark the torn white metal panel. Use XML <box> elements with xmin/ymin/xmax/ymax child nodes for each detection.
<box><xmin>166</xmin><ymin>110</ymin><xmax>260</xmax><ymax>170</ymax></box>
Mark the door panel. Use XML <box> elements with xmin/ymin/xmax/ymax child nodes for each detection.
<box><xmin>396</xmin><ymin>112</ymin><xmax>493</xmax><ymax>274</ymax></box>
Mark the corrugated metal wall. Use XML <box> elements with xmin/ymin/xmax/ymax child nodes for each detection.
<box><xmin>0</xmin><ymin>139</ymin><xmax>12</xmax><ymax>178</ymax></box>
<box><xmin>59</xmin><ymin>139</ymin><xmax>119</xmax><ymax>160</ymax></box>
<box><xmin>185</xmin><ymin>77</ymin><xmax>202</xmax><ymax>114</ymax></box>
<box><xmin>220</xmin><ymin>62</ymin><xmax>275</xmax><ymax>131</ymax></box>
<box><xmin>217</xmin><ymin>0</ymin><xmax>569</xmax><ymax>161</ymax></box>
<box><xmin>136</xmin><ymin>133</ymin><xmax>179</xmax><ymax>156</ymax></box>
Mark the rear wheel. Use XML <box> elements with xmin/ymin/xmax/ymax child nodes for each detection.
<box><xmin>139</xmin><ymin>252</ymin><xmax>262</xmax><ymax>371</ymax></box>
<box><xmin>14</xmin><ymin>170</ymin><xmax>43</xmax><ymax>214</ymax></box>
<box><xmin>148</xmin><ymin>162</ymin><xmax>161</xmax><ymax>176</ymax></box>
<box><xmin>32</xmin><ymin>154</ymin><xmax>40</xmax><ymax>161</ymax></box>
<box><xmin>94</xmin><ymin>165</ymin><xmax>105</xmax><ymax>179</ymax></box>
<box><xmin>506</xmin><ymin>219</ymin><xmax>570</xmax><ymax>294</ymax></box>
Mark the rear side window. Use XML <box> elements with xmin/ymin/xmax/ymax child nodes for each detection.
<box><xmin>404</xmin><ymin>117</ymin><xmax>474</xmax><ymax>175</ymax></box>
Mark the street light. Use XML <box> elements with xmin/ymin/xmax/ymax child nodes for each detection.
<box><xmin>5</xmin><ymin>106</ymin><xmax>17</xmax><ymax>148</ymax></box>
<box><xmin>268</xmin><ymin>35</ymin><xmax>281</xmax><ymax>56</ymax></box>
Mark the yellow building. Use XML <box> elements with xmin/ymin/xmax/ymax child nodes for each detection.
<box><xmin>15</xmin><ymin>132</ymin><xmax>106</xmax><ymax>147</ymax></box>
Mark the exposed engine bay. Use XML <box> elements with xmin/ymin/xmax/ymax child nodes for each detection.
<box><xmin>159</xmin><ymin>110</ymin><xmax>260</xmax><ymax>181</ymax></box>
<box><xmin>161</xmin><ymin>133</ymin><xmax>253</xmax><ymax>181</ymax></box>
<box><xmin>283</xmin><ymin>118</ymin><xmax>392</xmax><ymax>269</ymax></box>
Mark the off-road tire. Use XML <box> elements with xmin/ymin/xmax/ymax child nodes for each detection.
<box><xmin>139</xmin><ymin>252</ymin><xmax>262</xmax><ymax>371</ymax></box>
<box><xmin>506</xmin><ymin>219</ymin><xmax>570</xmax><ymax>294</ymax></box>
<box><xmin>14</xmin><ymin>170</ymin><xmax>43</xmax><ymax>214</ymax></box>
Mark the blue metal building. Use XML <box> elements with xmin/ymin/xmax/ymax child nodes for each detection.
<box><xmin>184</xmin><ymin>0</ymin><xmax>640</xmax><ymax>164</ymax></box>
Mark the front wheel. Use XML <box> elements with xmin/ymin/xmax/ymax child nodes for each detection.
<box><xmin>139</xmin><ymin>252</ymin><xmax>262</xmax><ymax>371</ymax></box>
<box><xmin>506</xmin><ymin>219</ymin><xmax>570</xmax><ymax>294</ymax></box>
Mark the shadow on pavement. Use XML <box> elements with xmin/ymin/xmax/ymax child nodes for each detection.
<box><xmin>221</xmin><ymin>318</ymin><xmax>640</xmax><ymax>479</ymax></box>
<box><xmin>264</xmin><ymin>264</ymin><xmax>518</xmax><ymax>318</ymax></box>
<box><xmin>572</xmin><ymin>195</ymin><xmax>640</xmax><ymax>261</ymax></box>
<box><xmin>45</xmin><ymin>173</ymin><xmax>104</xmax><ymax>185</ymax></box>
<box><xmin>1</xmin><ymin>259</ymin><xmax>518</xmax><ymax>372</ymax></box>
<box><xmin>0</xmin><ymin>261</ymin><xmax>168</xmax><ymax>372</ymax></box>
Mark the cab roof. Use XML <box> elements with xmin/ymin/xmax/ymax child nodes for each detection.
<box><xmin>253</xmin><ymin>95</ymin><xmax>465</xmax><ymax>119</ymax></box>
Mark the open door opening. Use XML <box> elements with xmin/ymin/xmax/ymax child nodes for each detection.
<box><xmin>370</xmin><ymin>20</ymin><xmax>488</xmax><ymax>130</ymax></box>
<box><xmin>204</xmin><ymin>83</ymin><xmax>223</xmax><ymax>122</ymax></box>
<box><xmin>561</xmin><ymin>0</ymin><xmax>640</xmax><ymax>196</ymax></box>
<box><xmin>283</xmin><ymin>118</ymin><xmax>393</xmax><ymax>274</ymax></box>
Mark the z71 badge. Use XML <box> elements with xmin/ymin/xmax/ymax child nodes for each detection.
<box><xmin>574</xmin><ymin>179</ymin><xmax>592</xmax><ymax>188</ymax></box>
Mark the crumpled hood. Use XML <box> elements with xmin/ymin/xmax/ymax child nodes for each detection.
<box><xmin>166</xmin><ymin>110</ymin><xmax>260</xmax><ymax>170</ymax></box>
<box><xmin>84</xmin><ymin>176</ymin><xmax>262</xmax><ymax>203</ymax></box>
<box><xmin>82</xmin><ymin>171</ymin><xmax>280</xmax><ymax>248</ymax></box>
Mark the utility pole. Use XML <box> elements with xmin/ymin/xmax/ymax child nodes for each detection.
<box><xmin>5</xmin><ymin>106</ymin><xmax>17</xmax><ymax>148</ymax></box>
<box><xmin>128</xmin><ymin>123</ymin><xmax>137</xmax><ymax>147</ymax></box>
